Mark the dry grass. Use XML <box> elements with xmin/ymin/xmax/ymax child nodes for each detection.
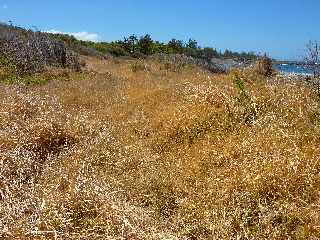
<box><xmin>1</xmin><ymin>57</ymin><xmax>320</xmax><ymax>239</ymax></box>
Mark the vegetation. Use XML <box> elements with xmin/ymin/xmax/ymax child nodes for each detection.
<box><xmin>1</xmin><ymin>53</ymin><xmax>320</xmax><ymax>239</ymax></box>
<box><xmin>304</xmin><ymin>40</ymin><xmax>320</xmax><ymax>78</ymax></box>
<box><xmin>50</xmin><ymin>31</ymin><xmax>258</xmax><ymax>62</ymax></box>
<box><xmin>0</xmin><ymin>23</ymin><xmax>82</xmax><ymax>77</ymax></box>
<box><xmin>1</xmin><ymin>23</ymin><xmax>320</xmax><ymax>239</ymax></box>
<box><xmin>254</xmin><ymin>54</ymin><xmax>274</xmax><ymax>77</ymax></box>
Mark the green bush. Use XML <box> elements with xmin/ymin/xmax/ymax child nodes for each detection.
<box><xmin>49</xmin><ymin>30</ymin><xmax>259</xmax><ymax>62</ymax></box>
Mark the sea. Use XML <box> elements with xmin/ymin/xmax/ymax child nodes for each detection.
<box><xmin>274</xmin><ymin>63</ymin><xmax>314</xmax><ymax>75</ymax></box>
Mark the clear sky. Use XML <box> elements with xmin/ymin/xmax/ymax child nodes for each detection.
<box><xmin>0</xmin><ymin>0</ymin><xmax>319</xmax><ymax>60</ymax></box>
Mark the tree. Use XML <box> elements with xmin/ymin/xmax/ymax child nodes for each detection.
<box><xmin>167</xmin><ymin>38</ymin><xmax>184</xmax><ymax>54</ymax></box>
<box><xmin>186</xmin><ymin>38</ymin><xmax>198</xmax><ymax>49</ymax></box>
<box><xmin>138</xmin><ymin>34</ymin><xmax>153</xmax><ymax>55</ymax></box>
<box><xmin>223</xmin><ymin>49</ymin><xmax>233</xmax><ymax>58</ymax></box>
<box><xmin>305</xmin><ymin>40</ymin><xmax>320</xmax><ymax>78</ymax></box>
<box><xmin>123</xmin><ymin>34</ymin><xmax>138</xmax><ymax>53</ymax></box>
<box><xmin>202</xmin><ymin>47</ymin><xmax>219</xmax><ymax>60</ymax></box>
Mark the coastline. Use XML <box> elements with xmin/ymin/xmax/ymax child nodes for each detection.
<box><xmin>273</xmin><ymin>72</ymin><xmax>320</xmax><ymax>89</ymax></box>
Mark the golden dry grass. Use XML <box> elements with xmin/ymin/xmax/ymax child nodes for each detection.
<box><xmin>1</xmin><ymin>57</ymin><xmax>320</xmax><ymax>239</ymax></box>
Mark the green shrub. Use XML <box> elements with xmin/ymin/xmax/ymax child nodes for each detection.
<box><xmin>231</xmin><ymin>70</ymin><xmax>259</xmax><ymax>124</ymax></box>
<box><xmin>106</xmin><ymin>46</ymin><xmax>129</xmax><ymax>57</ymax></box>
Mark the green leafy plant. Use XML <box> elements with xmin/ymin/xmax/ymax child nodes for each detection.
<box><xmin>231</xmin><ymin>70</ymin><xmax>259</xmax><ymax>124</ymax></box>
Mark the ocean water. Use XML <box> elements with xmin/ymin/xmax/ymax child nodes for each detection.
<box><xmin>274</xmin><ymin>64</ymin><xmax>314</xmax><ymax>75</ymax></box>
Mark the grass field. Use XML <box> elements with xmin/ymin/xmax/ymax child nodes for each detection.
<box><xmin>1</xmin><ymin>56</ymin><xmax>320</xmax><ymax>239</ymax></box>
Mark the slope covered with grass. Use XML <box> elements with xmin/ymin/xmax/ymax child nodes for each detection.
<box><xmin>1</xmin><ymin>56</ymin><xmax>320</xmax><ymax>239</ymax></box>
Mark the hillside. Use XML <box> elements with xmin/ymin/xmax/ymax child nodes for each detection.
<box><xmin>1</xmin><ymin>25</ymin><xmax>320</xmax><ymax>239</ymax></box>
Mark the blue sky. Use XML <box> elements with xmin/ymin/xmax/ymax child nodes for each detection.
<box><xmin>0</xmin><ymin>0</ymin><xmax>319</xmax><ymax>60</ymax></box>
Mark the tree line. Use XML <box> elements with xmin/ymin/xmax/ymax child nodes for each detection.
<box><xmin>51</xmin><ymin>33</ymin><xmax>258</xmax><ymax>62</ymax></box>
